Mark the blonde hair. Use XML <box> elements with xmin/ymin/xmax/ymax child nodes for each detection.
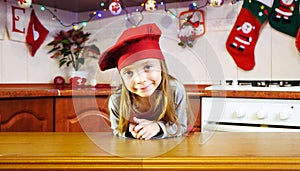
<box><xmin>117</xmin><ymin>60</ymin><xmax>182</xmax><ymax>135</ymax></box>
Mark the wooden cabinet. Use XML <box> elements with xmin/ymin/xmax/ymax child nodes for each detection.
<box><xmin>0</xmin><ymin>86</ymin><xmax>202</xmax><ymax>132</ymax></box>
<box><xmin>0</xmin><ymin>98</ymin><xmax>53</xmax><ymax>132</ymax></box>
<box><xmin>188</xmin><ymin>95</ymin><xmax>201</xmax><ymax>132</ymax></box>
<box><xmin>55</xmin><ymin>95</ymin><xmax>201</xmax><ymax>132</ymax></box>
<box><xmin>55</xmin><ymin>96</ymin><xmax>111</xmax><ymax>132</ymax></box>
<box><xmin>0</xmin><ymin>96</ymin><xmax>201</xmax><ymax>132</ymax></box>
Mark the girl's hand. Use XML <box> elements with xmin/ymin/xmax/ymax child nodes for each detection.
<box><xmin>129</xmin><ymin>122</ymin><xmax>138</xmax><ymax>138</ymax></box>
<box><xmin>132</xmin><ymin>117</ymin><xmax>161</xmax><ymax>140</ymax></box>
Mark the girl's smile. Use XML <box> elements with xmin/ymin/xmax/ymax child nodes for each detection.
<box><xmin>135</xmin><ymin>83</ymin><xmax>155</xmax><ymax>96</ymax></box>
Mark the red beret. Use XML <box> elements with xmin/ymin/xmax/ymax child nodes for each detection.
<box><xmin>98</xmin><ymin>23</ymin><xmax>165</xmax><ymax>71</ymax></box>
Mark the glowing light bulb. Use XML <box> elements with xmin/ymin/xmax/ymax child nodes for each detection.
<box><xmin>40</xmin><ymin>5</ymin><xmax>45</xmax><ymax>11</ymax></box>
<box><xmin>97</xmin><ymin>12</ymin><xmax>102</xmax><ymax>18</ymax></box>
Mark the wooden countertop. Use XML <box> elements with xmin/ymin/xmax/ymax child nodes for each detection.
<box><xmin>1</xmin><ymin>84</ymin><xmax>300</xmax><ymax>99</ymax></box>
<box><xmin>0</xmin><ymin>132</ymin><xmax>300</xmax><ymax>170</ymax></box>
<box><xmin>0</xmin><ymin>84</ymin><xmax>113</xmax><ymax>98</ymax></box>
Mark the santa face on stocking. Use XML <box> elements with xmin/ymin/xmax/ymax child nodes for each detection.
<box><xmin>273</xmin><ymin>0</ymin><xmax>295</xmax><ymax>23</ymax></box>
<box><xmin>229</xmin><ymin>22</ymin><xmax>255</xmax><ymax>52</ymax></box>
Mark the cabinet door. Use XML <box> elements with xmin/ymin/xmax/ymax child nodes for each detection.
<box><xmin>0</xmin><ymin>98</ymin><xmax>53</xmax><ymax>132</ymax></box>
<box><xmin>188</xmin><ymin>95</ymin><xmax>201</xmax><ymax>132</ymax></box>
<box><xmin>55</xmin><ymin>96</ymin><xmax>111</xmax><ymax>132</ymax></box>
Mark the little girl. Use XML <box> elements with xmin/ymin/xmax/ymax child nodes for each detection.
<box><xmin>98</xmin><ymin>23</ymin><xmax>193</xmax><ymax>140</ymax></box>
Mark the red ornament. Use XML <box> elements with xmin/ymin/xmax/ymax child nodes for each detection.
<box><xmin>17</xmin><ymin>0</ymin><xmax>32</xmax><ymax>8</ymax></box>
<box><xmin>54</xmin><ymin>76</ymin><xmax>65</xmax><ymax>89</ymax></box>
<box><xmin>296</xmin><ymin>28</ymin><xmax>300</xmax><ymax>52</ymax></box>
<box><xmin>69</xmin><ymin>76</ymin><xmax>87</xmax><ymax>87</ymax></box>
<box><xmin>109</xmin><ymin>0</ymin><xmax>122</xmax><ymax>15</ymax></box>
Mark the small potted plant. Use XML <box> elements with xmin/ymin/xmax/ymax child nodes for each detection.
<box><xmin>47</xmin><ymin>27</ymin><xmax>100</xmax><ymax>86</ymax></box>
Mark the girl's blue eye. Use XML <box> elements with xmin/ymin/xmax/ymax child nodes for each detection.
<box><xmin>123</xmin><ymin>70</ymin><xmax>133</xmax><ymax>77</ymax></box>
<box><xmin>144</xmin><ymin>65</ymin><xmax>152</xmax><ymax>71</ymax></box>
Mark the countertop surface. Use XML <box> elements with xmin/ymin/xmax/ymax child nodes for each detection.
<box><xmin>1</xmin><ymin>84</ymin><xmax>300</xmax><ymax>99</ymax></box>
<box><xmin>0</xmin><ymin>132</ymin><xmax>300</xmax><ymax>170</ymax></box>
<box><xmin>0</xmin><ymin>84</ymin><xmax>113</xmax><ymax>98</ymax></box>
<box><xmin>1</xmin><ymin>131</ymin><xmax>300</xmax><ymax>157</ymax></box>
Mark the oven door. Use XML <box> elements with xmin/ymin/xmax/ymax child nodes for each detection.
<box><xmin>203</xmin><ymin>122</ymin><xmax>300</xmax><ymax>132</ymax></box>
<box><xmin>201</xmin><ymin>97</ymin><xmax>300</xmax><ymax>132</ymax></box>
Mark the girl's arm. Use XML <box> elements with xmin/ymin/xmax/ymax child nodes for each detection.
<box><xmin>155</xmin><ymin>81</ymin><xmax>188</xmax><ymax>139</ymax></box>
<box><xmin>109</xmin><ymin>94</ymin><xmax>139</xmax><ymax>138</ymax></box>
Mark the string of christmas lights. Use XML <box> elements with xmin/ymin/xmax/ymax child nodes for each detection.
<box><xmin>40</xmin><ymin>5</ymin><xmax>94</xmax><ymax>28</ymax></box>
<box><xmin>17</xmin><ymin>0</ymin><xmax>241</xmax><ymax>29</ymax></box>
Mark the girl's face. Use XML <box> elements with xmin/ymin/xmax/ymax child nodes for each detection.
<box><xmin>120</xmin><ymin>58</ymin><xmax>162</xmax><ymax>97</ymax></box>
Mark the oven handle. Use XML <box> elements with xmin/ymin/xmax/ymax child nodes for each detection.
<box><xmin>203</xmin><ymin>123</ymin><xmax>300</xmax><ymax>132</ymax></box>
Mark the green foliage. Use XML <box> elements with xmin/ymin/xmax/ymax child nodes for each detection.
<box><xmin>47</xmin><ymin>27</ymin><xmax>100</xmax><ymax>71</ymax></box>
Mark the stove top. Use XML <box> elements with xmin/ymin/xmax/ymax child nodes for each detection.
<box><xmin>205</xmin><ymin>80</ymin><xmax>300</xmax><ymax>92</ymax></box>
<box><xmin>227</xmin><ymin>80</ymin><xmax>300</xmax><ymax>87</ymax></box>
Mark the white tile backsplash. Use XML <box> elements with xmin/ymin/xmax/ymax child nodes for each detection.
<box><xmin>205</xmin><ymin>30</ymin><xmax>238</xmax><ymax>81</ymax></box>
<box><xmin>272</xmin><ymin>30</ymin><xmax>300</xmax><ymax>80</ymax></box>
<box><xmin>2</xmin><ymin>39</ymin><xmax>28</xmax><ymax>83</ymax></box>
<box><xmin>1</xmin><ymin>1</ymin><xmax>299</xmax><ymax>84</ymax></box>
<box><xmin>161</xmin><ymin>36</ymin><xmax>208</xmax><ymax>84</ymax></box>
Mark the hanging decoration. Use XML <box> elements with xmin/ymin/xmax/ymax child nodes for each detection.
<box><xmin>35</xmin><ymin>0</ymin><xmax>212</xmax><ymax>28</ymax></box>
<box><xmin>125</xmin><ymin>10</ymin><xmax>144</xmax><ymax>27</ymax></box>
<box><xmin>40</xmin><ymin>5</ymin><xmax>97</xmax><ymax>29</ymax></box>
<box><xmin>225</xmin><ymin>0</ymin><xmax>271</xmax><ymax>71</ymax></box>
<box><xmin>177</xmin><ymin>3</ymin><xmax>206</xmax><ymax>47</ymax></box>
<box><xmin>145</xmin><ymin>0</ymin><xmax>157</xmax><ymax>11</ymax></box>
<box><xmin>268</xmin><ymin>0</ymin><xmax>299</xmax><ymax>37</ymax></box>
<box><xmin>296</xmin><ymin>28</ymin><xmax>300</xmax><ymax>52</ymax></box>
<box><xmin>123</xmin><ymin>1</ymin><xmax>144</xmax><ymax>27</ymax></box>
<box><xmin>230</xmin><ymin>0</ymin><xmax>241</xmax><ymax>5</ymax></box>
<box><xmin>17</xmin><ymin>0</ymin><xmax>32</xmax><ymax>8</ymax></box>
<box><xmin>26</xmin><ymin>9</ymin><xmax>49</xmax><ymax>56</ymax></box>
<box><xmin>109</xmin><ymin>0</ymin><xmax>122</xmax><ymax>15</ymax></box>
<box><xmin>161</xmin><ymin>0</ymin><xmax>178</xmax><ymax>18</ymax></box>
<box><xmin>209</xmin><ymin>0</ymin><xmax>224</xmax><ymax>7</ymax></box>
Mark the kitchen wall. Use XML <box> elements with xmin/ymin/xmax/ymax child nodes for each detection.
<box><xmin>0</xmin><ymin>0</ymin><xmax>299</xmax><ymax>85</ymax></box>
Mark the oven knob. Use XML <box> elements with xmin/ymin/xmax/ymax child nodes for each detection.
<box><xmin>234</xmin><ymin>109</ymin><xmax>245</xmax><ymax>118</ymax></box>
<box><xmin>256</xmin><ymin>110</ymin><xmax>266</xmax><ymax>119</ymax></box>
<box><xmin>279</xmin><ymin>111</ymin><xmax>289</xmax><ymax>120</ymax></box>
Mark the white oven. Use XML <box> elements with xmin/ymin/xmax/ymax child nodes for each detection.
<box><xmin>201</xmin><ymin>97</ymin><xmax>300</xmax><ymax>132</ymax></box>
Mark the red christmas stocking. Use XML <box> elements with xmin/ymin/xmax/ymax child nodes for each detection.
<box><xmin>296</xmin><ymin>28</ymin><xmax>300</xmax><ymax>52</ymax></box>
<box><xmin>226</xmin><ymin>0</ymin><xmax>271</xmax><ymax>71</ymax></box>
<box><xmin>26</xmin><ymin>9</ymin><xmax>49</xmax><ymax>57</ymax></box>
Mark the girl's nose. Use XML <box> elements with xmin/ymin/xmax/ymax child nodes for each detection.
<box><xmin>135</xmin><ymin>71</ymin><xmax>147</xmax><ymax>84</ymax></box>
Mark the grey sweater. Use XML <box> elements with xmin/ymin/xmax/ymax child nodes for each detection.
<box><xmin>108</xmin><ymin>79</ymin><xmax>188</xmax><ymax>139</ymax></box>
